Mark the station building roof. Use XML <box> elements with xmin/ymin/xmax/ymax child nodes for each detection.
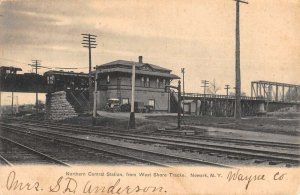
<box><xmin>97</xmin><ymin>67</ymin><xmax>180</xmax><ymax>79</ymax></box>
<box><xmin>96</xmin><ymin>58</ymin><xmax>180</xmax><ymax>79</ymax></box>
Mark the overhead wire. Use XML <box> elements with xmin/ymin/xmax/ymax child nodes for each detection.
<box><xmin>0</xmin><ymin>57</ymin><xmax>87</xmax><ymax>71</ymax></box>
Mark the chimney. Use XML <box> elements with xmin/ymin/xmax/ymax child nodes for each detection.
<box><xmin>138</xmin><ymin>56</ymin><xmax>143</xmax><ymax>63</ymax></box>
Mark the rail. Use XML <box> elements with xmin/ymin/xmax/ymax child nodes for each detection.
<box><xmin>0</xmin><ymin>154</ymin><xmax>13</xmax><ymax>166</ymax></box>
<box><xmin>180</xmin><ymin>93</ymin><xmax>300</xmax><ymax>103</ymax></box>
<box><xmin>0</xmin><ymin>122</ymin><xmax>231</xmax><ymax>167</ymax></box>
<box><xmin>0</xmin><ymin>135</ymin><xmax>70</xmax><ymax>166</ymax></box>
<box><xmin>5</xmin><ymin>120</ymin><xmax>300</xmax><ymax>166</ymax></box>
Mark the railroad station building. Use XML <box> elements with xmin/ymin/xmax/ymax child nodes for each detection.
<box><xmin>95</xmin><ymin>56</ymin><xmax>180</xmax><ymax>112</ymax></box>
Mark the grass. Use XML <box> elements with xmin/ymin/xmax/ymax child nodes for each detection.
<box><xmin>36</xmin><ymin>111</ymin><xmax>299</xmax><ymax>136</ymax></box>
<box><xmin>146</xmin><ymin>114</ymin><xmax>299</xmax><ymax>135</ymax></box>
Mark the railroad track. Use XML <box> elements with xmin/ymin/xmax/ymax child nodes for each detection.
<box><xmin>9</xmin><ymin>120</ymin><xmax>300</xmax><ymax>152</ymax></box>
<box><xmin>156</xmin><ymin>131</ymin><xmax>300</xmax><ymax>149</ymax></box>
<box><xmin>0</xmin><ymin>128</ymin><xmax>158</xmax><ymax>166</ymax></box>
<box><xmin>7</xmin><ymin>117</ymin><xmax>299</xmax><ymax>150</ymax></box>
<box><xmin>0</xmin><ymin>135</ymin><xmax>69</xmax><ymax>166</ymax></box>
<box><xmin>2</xmin><ymin>120</ymin><xmax>300</xmax><ymax>166</ymax></box>
<box><xmin>13</xmin><ymin>121</ymin><xmax>300</xmax><ymax>157</ymax></box>
<box><xmin>0</xmin><ymin>153</ymin><xmax>12</xmax><ymax>166</ymax></box>
<box><xmin>57</xmin><ymin>123</ymin><xmax>300</xmax><ymax>150</ymax></box>
<box><xmin>0</xmin><ymin>123</ymin><xmax>231</xmax><ymax>167</ymax></box>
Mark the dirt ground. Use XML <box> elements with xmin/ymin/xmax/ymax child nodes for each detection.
<box><xmin>146</xmin><ymin>114</ymin><xmax>300</xmax><ymax>135</ymax></box>
<box><xmin>58</xmin><ymin>111</ymin><xmax>300</xmax><ymax>136</ymax></box>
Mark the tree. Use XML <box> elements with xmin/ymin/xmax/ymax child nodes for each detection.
<box><xmin>285</xmin><ymin>87</ymin><xmax>300</xmax><ymax>102</ymax></box>
<box><xmin>208</xmin><ymin>79</ymin><xmax>221</xmax><ymax>95</ymax></box>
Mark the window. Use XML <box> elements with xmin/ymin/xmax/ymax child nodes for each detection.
<box><xmin>122</xmin><ymin>98</ymin><xmax>129</xmax><ymax>105</ymax></box>
<box><xmin>149</xmin><ymin>99</ymin><xmax>155</xmax><ymax>109</ymax></box>
<box><xmin>141</xmin><ymin>77</ymin><xmax>144</xmax><ymax>86</ymax></box>
<box><xmin>141</xmin><ymin>76</ymin><xmax>150</xmax><ymax>87</ymax></box>
<box><xmin>106</xmin><ymin>75</ymin><xmax>110</xmax><ymax>84</ymax></box>
<box><xmin>47</xmin><ymin>75</ymin><xmax>55</xmax><ymax>84</ymax></box>
<box><xmin>165</xmin><ymin>79</ymin><xmax>169</xmax><ymax>86</ymax></box>
<box><xmin>146</xmin><ymin>77</ymin><xmax>150</xmax><ymax>87</ymax></box>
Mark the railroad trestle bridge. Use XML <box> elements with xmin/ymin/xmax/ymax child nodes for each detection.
<box><xmin>175</xmin><ymin>91</ymin><xmax>300</xmax><ymax>117</ymax></box>
<box><xmin>1</xmin><ymin>66</ymin><xmax>299</xmax><ymax>117</ymax></box>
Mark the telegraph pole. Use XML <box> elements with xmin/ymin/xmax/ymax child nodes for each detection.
<box><xmin>225</xmin><ymin>85</ymin><xmax>230</xmax><ymax>97</ymax></box>
<box><xmin>0</xmin><ymin>15</ymin><xmax>3</xmax><ymax>118</ymax></box>
<box><xmin>11</xmin><ymin>93</ymin><xmax>14</xmax><ymax>115</ymax></box>
<box><xmin>7</xmin><ymin>94</ymin><xmax>15</xmax><ymax>115</ymax></box>
<box><xmin>15</xmin><ymin>96</ymin><xmax>19</xmax><ymax>114</ymax></box>
<box><xmin>234</xmin><ymin>0</ymin><xmax>248</xmax><ymax>120</ymax></box>
<box><xmin>224</xmin><ymin>84</ymin><xmax>230</xmax><ymax>117</ymax></box>
<box><xmin>0</xmin><ymin>91</ymin><xmax>2</xmax><ymax>118</ymax></box>
<box><xmin>177</xmin><ymin>81</ymin><xmax>181</xmax><ymax>128</ymax></box>
<box><xmin>181</xmin><ymin>68</ymin><xmax>185</xmax><ymax>116</ymax></box>
<box><xmin>165</xmin><ymin>80</ymin><xmax>181</xmax><ymax>129</ymax></box>
<box><xmin>129</xmin><ymin>62</ymin><xmax>136</xmax><ymax>129</ymax></box>
<box><xmin>92</xmin><ymin>69</ymin><xmax>98</xmax><ymax>125</ymax></box>
<box><xmin>201</xmin><ymin>80</ymin><xmax>209</xmax><ymax>115</ymax></box>
<box><xmin>81</xmin><ymin>33</ymin><xmax>97</xmax><ymax>113</ymax></box>
<box><xmin>28</xmin><ymin>60</ymin><xmax>41</xmax><ymax>116</ymax></box>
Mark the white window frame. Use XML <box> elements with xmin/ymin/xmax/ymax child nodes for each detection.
<box><xmin>149</xmin><ymin>99</ymin><xmax>155</xmax><ymax>109</ymax></box>
<box><xmin>122</xmin><ymin>98</ymin><xmax>129</xmax><ymax>105</ymax></box>
<box><xmin>107</xmin><ymin>75</ymin><xmax>110</xmax><ymax>84</ymax></box>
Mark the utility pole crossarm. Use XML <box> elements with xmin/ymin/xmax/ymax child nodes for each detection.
<box><xmin>30</xmin><ymin>59</ymin><xmax>41</xmax><ymax>116</ymax></box>
<box><xmin>201</xmin><ymin>80</ymin><xmax>209</xmax><ymax>115</ymax></box>
<box><xmin>224</xmin><ymin>85</ymin><xmax>230</xmax><ymax>96</ymax></box>
<box><xmin>233</xmin><ymin>0</ymin><xmax>248</xmax><ymax>4</ymax></box>
<box><xmin>81</xmin><ymin>33</ymin><xmax>97</xmax><ymax>123</ymax></box>
<box><xmin>81</xmin><ymin>33</ymin><xmax>97</xmax><ymax>37</ymax></box>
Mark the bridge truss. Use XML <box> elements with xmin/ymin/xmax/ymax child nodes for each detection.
<box><xmin>251</xmin><ymin>81</ymin><xmax>300</xmax><ymax>103</ymax></box>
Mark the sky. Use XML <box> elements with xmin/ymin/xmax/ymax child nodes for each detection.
<box><xmin>0</xmin><ymin>0</ymin><xmax>299</xmax><ymax>105</ymax></box>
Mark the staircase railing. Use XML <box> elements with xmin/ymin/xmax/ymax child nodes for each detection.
<box><xmin>66</xmin><ymin>91</ymin><xmax>84</xmax><ymax>113</ymax></box>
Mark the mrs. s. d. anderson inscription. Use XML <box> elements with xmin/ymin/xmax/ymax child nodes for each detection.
<box><xmin>5</xmin><ymin>171</ymin><xmax>165</xmax><ymax>194</ymax></box>
<box><xmin>3</xmin><ymin>170</ymin><xmax>287</xmax><ymax>194</ymax></box>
